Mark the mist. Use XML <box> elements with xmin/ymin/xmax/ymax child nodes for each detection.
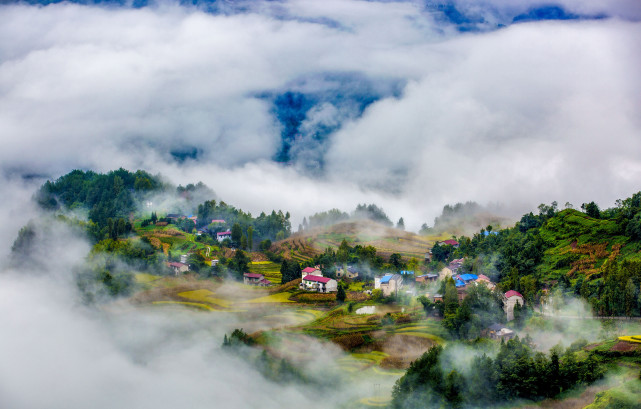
<box><xmin>0</xmin><ymin>1</ymin><xmax>640</xmax><ymax>230</ymax></box>
<box><xmin>0</xmin><ymin>208</ymin><xmax>385</xmax><ymax>409</ymax></box>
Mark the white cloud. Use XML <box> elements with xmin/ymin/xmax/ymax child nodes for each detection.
<box><xmin>0</xmin><ymin>2</ymin><xmax>639</xmax><ymax>231</ymax></box>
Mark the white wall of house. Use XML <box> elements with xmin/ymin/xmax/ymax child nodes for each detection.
<box><xmin>504</xmin><ymin>296</ymin><xmax>524</xmax><ymax>321</ymax></box>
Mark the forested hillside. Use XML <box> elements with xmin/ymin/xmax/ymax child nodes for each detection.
<box><xmin>440</xmin><ymin>195</ymin><xmax>641</xmax><ymax>317</ymax></box>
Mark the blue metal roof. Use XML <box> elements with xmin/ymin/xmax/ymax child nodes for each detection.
<box><xmin>483</xmin><ymin>230</ymin><xmax>498</xmax><ymax>236</ymax></box>
<box><xmin>380</xmin><ymin>274</ymin><xmax>393</xmax><ymax>284</ymax></box>
<box><xmin>455</xmin><ymin>279</ymin><xmax>466</xmax><ymax>287</ymax></box>
<box><xmin>459</xmin><ymin>274</ymin><xmax>478</xmax><ymax>281</ymax></box>
<box><xmin>400</xmin><ymin>270</ymin><xmax>414</xmax><ymax>275</ymax></box>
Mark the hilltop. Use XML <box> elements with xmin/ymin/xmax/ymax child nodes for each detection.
<box><xmin>274</xmin><ymin>219</ymin><xmax>445</xmax><ymax>262</ymax></box>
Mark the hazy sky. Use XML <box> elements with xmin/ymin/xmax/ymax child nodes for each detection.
<box><xmin>1</xmin><ymin>0</ymin><xmax>640</xmax><ymax>231</ymax></box>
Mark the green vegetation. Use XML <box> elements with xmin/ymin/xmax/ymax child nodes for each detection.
<box><xmin>36</xmin><ymin>168</ymin><xmax>164</xmax><ymax>240</ymax></box>
<box><xmin>584</xmin><ymin>379</ymin><xmax>641</xmax><ymax>409</ymax></box>
<box><xmin>392</xmin><ymin>338</ymin><xmax>605</xmax><ymax>408</ymax></box>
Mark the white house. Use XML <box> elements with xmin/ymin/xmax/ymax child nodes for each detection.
<box><xmin>167</xmin><ymin>261</ymin><xmax>189</xmax><ymax>276</ymax></box>
<box><xmin>504</xmin><ymin>290</ymin><xmax>525</xmax><ymax>321</ymax></box>
<box><xmin>300</xmin><ymin>275</ymin><xmax>337</xmax><ymax>293</ymax></box>
<box><xmin>216</xmin><ymin>230</ymin><xmax>232</xmax><ymax>242</ymax></box>
<box><xmin>244</xmin><ymin>273</ymin><xmax>271</xmax><ymax>286</ymax></box>
<box><xmin>301</xmin><ymin>266</ymin><xmax>322</xmax><ymax>280</ymax></box>
<box><xmin>376</xmin><ymin>274</ymin><xmax>403</xmax><ymax>297</ymax></box>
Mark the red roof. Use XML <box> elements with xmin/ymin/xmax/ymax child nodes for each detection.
<box><xmin>442</xmin><ymin>240</ymin><xmax>459</xmax><ymax>246</ymax></box>
<box><xmin>211</xmin><ymin>219</ymin><xmax>225</xmax><ymax>223</ymax></box>
<box><xmin>505</xmin><ymin>290</ymin><xmax>523</xmax><ymax>299</ymax></box>
<box><xmin>244</xmin><ymin>273</ymin><xmax>263</xmax><ymax>279</ymax></box>
<box><xmin>260</xmin><ymin>279</ymin><xmax>271</xmax><ymax>284</ymax></box>
<box><xmin>477</xmin><ymin>274</ymin><xmax>491</xmax><ymax>281</ymax></box>
<box><xmin>302</xmin><ymin>275</ymin><xmax>331</xmax><ymax>284</ymax></box>
<box><xmin>302</xmin><ymin>267</ymin><xmax>318</xmax><ymax>273</ymax></box>
<box><xmin>217</xmin><ymin>230</ymin><xmax>232</xmax><ymax>236</ymax></box>
<box><xmin>168</xmin><ymin>262</ymin><xmax>187</xmax><ymax>268</ymax></box>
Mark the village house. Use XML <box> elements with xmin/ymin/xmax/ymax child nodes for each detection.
<box><xmin>484</xmin><ymin>323</ymin><xmax>515</xmax><ymax>340</ymax></box>
<box><xmin>301</xmin><ymin>266</ymin><xmax>322</xmax><ymax>280</ymax></box>
<box><xmin>416</xmin><ymin>273</ymin><xmax>438</xmax><ymax>283</ymax></box>
<box><xmin>243</xmin><ymin>273</ymin><xmax>271</xmax><ymax>286</ymax></box>
<box><xmin>300</xmin><ymin>275</ymin><xmax>337</xmax><ymax>293</ymax></box>
<box><xmin>448</xmin><ymin>258</ymin><xmax>465</xmax><ymax>273</ymax></box>
<box><xmin>167</xmin><ymin>261</ymin><xmax>189</xmax><ymax>275</ymax></box>
<box><xmin>439</xmin><ymin>239</ymin><xmax>460</xmax><ymax>248</ymax></box>
<box><xmin>424</xmin><ymin>249</ymin><xmax>432</xmax><ymax>262</ymax></box>
<box><xmin>504</xmin><ymin>290</ymin><xmax>525</xmax><ymax>321</ymax></box>
<box><xmin>476</xmin><ymin>274</ymin><xmax>495</xmax><ymax>290</ymax></box>
<box><xmin>458</xmin><ymin>273</ymin><xmax>478</xmax><ymax>284</ymax></box>
<box><xmin>211</xmin><ymin>219</ymin><xmax>225</xmax><ymax>224</ymax></box>
<box><xmin>217</xmin><ymin>230</ymin><xmax>232</xmax><ymax>242</ymax></box>
<box><xmin>375</xmin><ymin>274</ymin><xmax>403</xmax><ymax>297</ymax></box>
<box><xmin>336</xmin><ymin>265</ymin><xmax>359</xmax><ymax>279</ymax></box>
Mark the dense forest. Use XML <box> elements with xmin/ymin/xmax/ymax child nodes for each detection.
<box><xmin>432</xmin><ymin>194</ymin><xmax>641</xmax><ymax>317</ymax></box>
<box><xmin>34</xmin><ymin>168</ymin><xmax>291</xmax><ymax>245</ymax></box>
<box><xmin>392</xmin><ymin>338</ymin><xmax>604</xmax><ymax>408</ymax></box>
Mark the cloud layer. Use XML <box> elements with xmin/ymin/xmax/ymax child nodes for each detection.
<box><xmin>1</xmin><ymin>0</ymin><xmax>640</xmax><ymax>229</ymax></box>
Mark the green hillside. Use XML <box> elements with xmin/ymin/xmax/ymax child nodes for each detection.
<box><xmin>539</xmin><ymin>209</ymin><xmax>635</xmax><ymax>280</ymax></box>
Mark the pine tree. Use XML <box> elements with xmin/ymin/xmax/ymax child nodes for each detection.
<box><xmin>337</xmin><ymin>283</ymin><xmax>346</xmax><ymax>303</ymax></box>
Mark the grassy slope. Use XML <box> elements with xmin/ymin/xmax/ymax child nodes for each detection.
<box><xmin>539</xmin><ymin>209</ymin><xmax>641</xmax><ymax>281</ymax></box>
<box><xmin>274</xmin><ymin>220</ymin><xmax>442</xmax><ymax>261</ymax></box>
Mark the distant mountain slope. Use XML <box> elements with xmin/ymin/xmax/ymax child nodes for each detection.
<box><xmin>275</xmin><ymin>219</ymin><xmax>442</xmax><ymax>261</ymax></box>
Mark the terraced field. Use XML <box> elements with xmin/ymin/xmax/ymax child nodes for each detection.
<box><xmin>248</xmin><ymin>261</ymin><xmax>282</xmax><ymax>284</ymax></box>
<box><xmin>275</xmin><ymin>220</ymin><xmax>441</xmax><ymax>261</ymax></box>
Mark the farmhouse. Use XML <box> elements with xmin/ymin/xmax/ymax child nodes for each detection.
<box><xmin>336</xmin><ymin>265</ymin><xmax>359</xmax><ymax>279</ymax></box>
<box><xmin>504</xmin><ymin>290</ymin><xmax>525</xmax><ymax>321</ymax></box>
<box><xmin>416</xmin><ymin>273</ymin><xmax>438</xmax><ymax>283</ymax></box>
<box><xmin>217</xmin><ymin>230</ymin><xmax>232</xmax><ymax>242</ymax></box>
<box><xmin>448</xmin><ymin>258</ymin><xmax>465</xmax><ymax>273</ymax></box>
<box><xmin>244</xmin><ymin>273</ymin><xmax>271</xmax><ymax>286</ymax></box>
<box><xmin>300</xmin><ymin>275</ymin><xmax>337</xmax><ymax>293</ymax></box>
<box><xmin>439</xmin><ymin>239</ymin><xmax>460</xmax><ymax>248</ymax></box>
<box><xmin>458</xmin><ymin>273</ymin><xmax>478</xmax><ymax>283</ymax></box>
<box><xmin>375</xmin><ymin>274</ymin><xmax>403</xmax><ymax>297</ymax></box>
<box><xmin>167</xmin><ymin>261</ymin><xmax>189</xmax><ymax>275</ymax></box>
<box><xmin>301</xmin><ymin>266</ymin><xmax>322</xmax><ymax>280</ymax></box>
<box><xmin>476</xmin><ymin>274</ymin><xmax>496</xmax><ymax>290</ymax></box>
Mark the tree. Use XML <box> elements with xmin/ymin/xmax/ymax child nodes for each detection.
<box><xmin>389</xmin><ymin>253</ymin><xmax>403</xmax><ymax>270</ymax></box>
<box><xmin>336</xmin><ymin>283</ymin><xmax>346</xmax><ymax>303</ymax></box>
<box><xmin>396</xmin><ymin>217</ymin><xmax>405</xmax><ymax>230</ymax></box>
<box><xmin>247</xmin><ymin>226</ymin><xmax>254</xmax><ymax>250</ymax></box>
<box><xmin>443</xmin><ymin>277</ymin><xmax>459</xmax><ymax>317</ymax></box>
<box><xmin>444</xmin><ymin>370</ymin><xmax>463</xmax><ymax>407</ymax></box>
<box><xmin>280</xmin><ymin>259</ymin><xmax>301</xmax><ymax>284</ymax></box>
<box><xmin>228</xmin><ymin>249</ymin><xmax>250</xmax><ymax>279</ymax></box>
<box><xmin>259</xmin><ymin>239</ymin><xmax>272</xmax><ymax>251</ymax></box>
<box><xmin>240</xmin><ymin>234</ymin><xmax>247</xmax><ymax>250</ymax></box>
<box><xmin>231</xmin><ymin>223</ymin><xmax>242</xmax><ymax>245</ymax></box>
<box><xmin>337</xmin><ymin>239</ymin><xmax>350</xmax><ymax>264</ymax></box>
<box><xmin>581</xmin><ymin>201</ymin><xmax>601</xmax><ymax>219</ymax></box>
